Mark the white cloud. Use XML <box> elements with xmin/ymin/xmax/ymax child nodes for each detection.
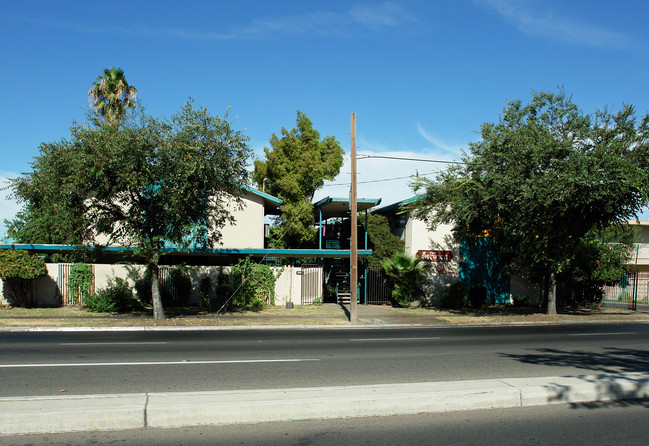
<box><xmin>416</xmin><ymin>124</ymin><xmax>464</xmax><ymax>157</ymax></box>
<box><xmin>476</xmin><ymin>0</ymin><xmax>645</xmax><ymax>50</ymax></box>
<box><xmin>7</xmin><ymin>2</ymin><xmax>414</xmax><ymax>41</ymax></box>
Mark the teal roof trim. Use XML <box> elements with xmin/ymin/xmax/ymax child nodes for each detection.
<box><xmin>313</xmin><ymin>196</ymin><xmax>382</xmax><ymax>209</ymax></box>
<box><xmin>372</xmin><ymin>196</ymin><xmax>422</xmax><ymax>214</ymax></box>
<box><xmin>0</xmin><ymin>244</ymin><xmax>372</xmax><ymax>258</ymax></box>
<box><xmin>240</xmin><ymin>185</ymin><xmax>282</xmax><ymax>206</ymax></box>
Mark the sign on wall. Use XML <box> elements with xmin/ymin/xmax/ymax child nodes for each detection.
<box><xmin>416</xmin><ymin>250</ymin><xmax>453</xmax><ymax>262</ymax></box>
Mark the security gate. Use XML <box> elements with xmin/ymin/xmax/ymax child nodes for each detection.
<box><xmin>366</xmin><ymin>266</ymin><xmax>392</xmax><ymax>305</ymax></box>
<box><xmin>601</xmin><ymin>271</ymin><xmax>646</xmax><ymax>311</ymax></box>
<box><xmin>300</xmin><ymin>264</ymin><xmax>323</xmax><ymax>305</ymax></box>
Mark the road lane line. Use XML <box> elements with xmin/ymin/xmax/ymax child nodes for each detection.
<box><xmin>568</xmin><ymin>332</ymin><xmax>632</xmax><ymax>337</ymax></box>
<box><xmin>0</xmin><ymin>359</ymin><xmax>320</xmax><ymax>368</ymax></box>
<box><xmin>59</xmin><ymin>342</ymin><xmax>168</xmax><ymax>345</ymax></box>
<box><xmin>349</xmin><ymin>337</ymin><xmax>442</xmax><ymax>342</ymax></box>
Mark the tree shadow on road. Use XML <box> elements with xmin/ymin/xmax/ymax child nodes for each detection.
<box><xmin>501</xmin><ymin>347</ymin><xmax>649</xmax><ymax>375</ymax></box>
<box><xmin>500</xmin><ymin>347</ymin><xmax>649</xmax><ymax>409</ymax></box>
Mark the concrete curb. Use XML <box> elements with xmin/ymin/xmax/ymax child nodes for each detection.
<box><xmin>2</xmin><ymin>319</ymin><xmax>649</xmax><ymax>333</ymax></box>
<box><xmin>2</xmin><ymin>372</ymin><xmax>648</xmax><ymax>435</ymax></box>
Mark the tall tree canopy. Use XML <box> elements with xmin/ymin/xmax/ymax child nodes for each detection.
<box><xmin>411</xmin><ymin>90</ymin><xmax>649</xmax><ymax>314</ymax></box>
<box><xmin>8</xmin><ymin>101</ymin><xmax>251</xmax><ymax>319</ymax></box>
<box><xmin>88</xmin><ymin>67</ymin><xmax>137</xmax><ymax>124</ymax></box>
<box><xmin>363</xmin><ymin>213</ymin><xmax>405</xmax><ymax>267</ymax></box>
<box><xmin>253</xmin><ymin>111</ymin><xmax>344</xmax><ymax>247</ymax></box>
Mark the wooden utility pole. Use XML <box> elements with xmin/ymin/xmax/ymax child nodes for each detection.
<box><xmin>350</xmin><ymin>113</ymin><xmax>358</xmax><ymax>323</ymax></box>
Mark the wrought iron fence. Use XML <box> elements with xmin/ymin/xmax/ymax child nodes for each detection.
<box><xmin>366</xmin><ymin>266</ymin><xmax>392</xmax><ymax>305</ymax></box>
<box><xmin>601</xmin><ymin>270</ymin><xmax>649</xmax><ymax>311</ymax></box>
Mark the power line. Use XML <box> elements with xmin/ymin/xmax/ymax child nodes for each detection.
<box><xmin>357</xmin><ymin>154</ymin><xmax>466</xmax><ymax>164</ymax></box>
<box><xmin>322</xmin><ymin>171</ymin><xmax>438</xmax><ymax>187</ymax></box>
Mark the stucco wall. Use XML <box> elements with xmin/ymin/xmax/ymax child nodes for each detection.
<box><xmin>404</xmin><ymin>217</ymin><xmax>460</xmax><ymax>301</ymax></box>
<box><xmin>1</xmin><ymin>263</ymin><xmax>300</xmax><ymax>308</ymax></box>
<box><xmin>216</xmin><ymin>191</ymin><xmax>266</xmax><ymax>249</ymax></box>
<box><xmin>93</xmin><ymin>189</ymin><xmax>267</xmax><ymax>249</ymax></box>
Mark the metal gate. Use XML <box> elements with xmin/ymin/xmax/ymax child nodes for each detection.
<box><xmin>366</xmin><ymin>266</ymin><xmax>392</xmax><ymax>304</ymax></box>
<box><xmin>301</xmin><ymin>264</ymin><xmax>323</xmax><ymax>305</ymax></box>
<box><xmin>601</xmin><ymin>271</ymin><xmax>648</xmax><ymax>311</ymax></box>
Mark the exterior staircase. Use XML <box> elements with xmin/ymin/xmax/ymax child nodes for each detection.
<box><xmin>331</xmin><ymin>258</ymin><xmax>360</xmax><ymax>305</ymax></box>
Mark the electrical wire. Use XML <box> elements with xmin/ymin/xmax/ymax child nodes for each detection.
<box><xmin>322</xmin><ymin>171</ymin><xmax>438</xmax><ymax>187</ymax></box>
<box><xmin>357</xmin><ymin>154</ymin><xmax>466</xmax><ymax>164</ymax></box>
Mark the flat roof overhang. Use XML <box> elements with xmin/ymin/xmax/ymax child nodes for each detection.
<box><xmin>0</xmin><ymin>244</ymin><xmax>371</xmax><ymax>259</ymax></box>
<box><xmin>313</xmin><ymin>197</ymin><xmax>382</xmax><ymax>219</ymax></box>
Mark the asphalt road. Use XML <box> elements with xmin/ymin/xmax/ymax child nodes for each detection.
<box><xmin>0</xmin><ymin>323</ymin><xmax>647</xmax><ymax>397</ymax></box>
<box><xmin>3</xmin><ymin>401</ymin><xmax>648</xmax><ymax>445</ymax></box>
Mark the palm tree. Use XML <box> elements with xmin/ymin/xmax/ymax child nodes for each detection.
<box><xmin>88</xmin><ymin>67</ymin><xmax>137</xmax><ymax>124</ymax></box>
<box><xmin>381</xmin><ymin>251</ymin><xmax>429</xmax><ymax>307</ymax></box>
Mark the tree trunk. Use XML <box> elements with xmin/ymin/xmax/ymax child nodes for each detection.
<box><xmin>150</xmin><ymin>260</ymin><xmax>165</xmax><ymax>320</ymax></box>
<box><xmin>547</xmin><ymin>271</ymin><xmax>557</xmax><ymax>315</ymax></box>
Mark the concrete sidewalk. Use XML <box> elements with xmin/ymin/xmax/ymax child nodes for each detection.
<box><xmin>2</xmin><ymin>372</ymin><xmax>648</xmax><ymax>435</ymax></box>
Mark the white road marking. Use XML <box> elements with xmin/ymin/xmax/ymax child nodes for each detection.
<box><xmin>59</xmin><ymin>342</ymin><xmax>167</xmax><ymax>346</ymax></box>
<box><xmin>568</xmin><ymin>332</ymin><xmax>632</xmax><ymax>337</ymax></box>
<box><xmin>0</xmin><ymin>359</ymin><xmax>320</xmax><ymax>368</ymax></box>
<box><xmin>350</xmin><ymin>337</ymin><xmax>442</xmax><ymax>342</ymax></box>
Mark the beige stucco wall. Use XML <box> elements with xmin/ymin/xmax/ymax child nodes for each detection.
<box><xmin>93</xmin><ymin>189</ymin><xmax>268</xmax><ymax>249</ymax></box>
<box><xmin>216</xmin><ymin>191</ymin><xmax>265</xmax><ymax>249</ymax></box>
<box><xmin>2</xmin><ymin>263</ymin><xmax>301</xmax><ymax>308</ymax></box>
<box><xmin>401</xmin><ymin>216</ymin><xmax>460</xmax><ymax>302</ymax></box>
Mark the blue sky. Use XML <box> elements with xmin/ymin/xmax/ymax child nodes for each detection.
<box><xmin>2</xmin><ymin>0</ymin><xmax>649</xmax><ymax>235</ymax></box>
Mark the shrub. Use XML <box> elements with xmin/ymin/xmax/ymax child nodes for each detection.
<box><xmin>132</xmin><ymin>266</ymin><xmax>152</xmax><ymax>305</ymax></box>
<box><xmin>439</xmin><ymin>282</ymin><xmax>467</xmax><ymax>309</ymax></box>
<box><xmin>512</xmin><ymin>295</ymin><xmax>530</xmax><ymax>307</ymax></box>
<box><xmin>67</xmin><ymin>263</ymin><xmax>94</xmax><ymax>304</ymax></box>
<box><xmin>381</xmin><ymin>252</ymin><xmax>428</xmax><ymax>308</ymax></box>
<box><xmin>212</xmin><ymin>267</ymin><xmax>233</xmax><ymax>312</ymax></box>
<box><xmin>0</xmin><ymin>250</ymin><xmax>48</xmax><ymax>307</ymax></box>
<box><xmin>198</xmin><ymin>277</ymin><xmax>211</xmax><ymax>309</ymax></box>
<box><xmin>230</xmin><ymin>257</ymin><xmax>276</xmax><ymax>309</ymax></box>
<box><xmin>84</xmin><ymin>277</ymin><xmax>139</xmax><ymax>313</ymax></box>
<box><xmin>129</xmin><ymin>264</ymin><xmax>192</xmax><ymax>307</ymax></box>
<box><xmin>468</xmin><ymin>285</ymin><xmax>487</xmax><ymax>309</ymax></box>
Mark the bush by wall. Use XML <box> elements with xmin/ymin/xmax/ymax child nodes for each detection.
<box><xmin>468</xmin><ymin>285</ymin><xmax>487</xmax><ymax>309</ymax></box>
<box><xmin>439</xmin><ymin>282</ymin><xmax>467</xmax><ymax>309</ymax></box>
<box><xmin>0</xmin><ymin>249</ymin><xmax>48</xmax><ymax>307</ymax></box>
<box><xmin>67</xmin><ymin>263</ymin><xmax>94</xmax><ymax>304</ymax></box>
<box><xmin>84</xmin><ymin>277</ymin><xmax>140</xmax><ymax>313</ymax></box>
<box><xmin>230</xmin><ymin>257</ymin><xmax>276</xmax><ymax>309</ymax></box>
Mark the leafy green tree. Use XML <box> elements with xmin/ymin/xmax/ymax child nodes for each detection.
<box><xmin>411</xmin><ymin>90</ymin><xmax>649</xmax><ymax>314</ymax></box>
<box><xmin>8</xmin><ymin>101</ymin><xmax>251</xmax><ymax>319</ymax></box>
<box><xmin>88</xmin><ymin>67</ymin><xmax>137</xmax><ymax>124</ymax></box>
<box><xmin>381</xmin><ymin>251</ymin><xmax>428</xmax><ymax>307</ymax></box>
<box><xmin>0</xmin><ymin>250</ymin><xmax>48</xmax><ymax>307</ymax></box>
<box><xmin>363</xmin><ymin>213</ymin><xmax>405</xmax><ymax>267</ymax></box>
<box><xmin>6</xmin><ymin>138</ymin><xmax>90</xmax><ymax>245</ymax></box>
<box><xmin>253</xmin><ymin>111</ymin><xmax>344</xmax><ymax>247</ymax></box>
<box><xmin>556</xmin><ymin>224</ymin><xmax>635</xmax><ymax>306</ymax></box>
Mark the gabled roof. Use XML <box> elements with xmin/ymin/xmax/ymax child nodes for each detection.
<box><xmin>313</xmin><ymin>197</ymin><xmax>382</xmax><ymax>219</ymax></box>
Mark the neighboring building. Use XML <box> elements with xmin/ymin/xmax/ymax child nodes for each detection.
<box><xmin>626</xmin><ymin>220</ymin><xmax>649</xmax><ymax>274</ymax></box>
<box><xmin>372</xmin><ymin>197</ymin><xmax>463</xmax><ymax>303</ymax></box>
<box><xmin>0</xmin><ymin>190</ymin><xmax>377</xmax><ymax>307</ymax></box>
